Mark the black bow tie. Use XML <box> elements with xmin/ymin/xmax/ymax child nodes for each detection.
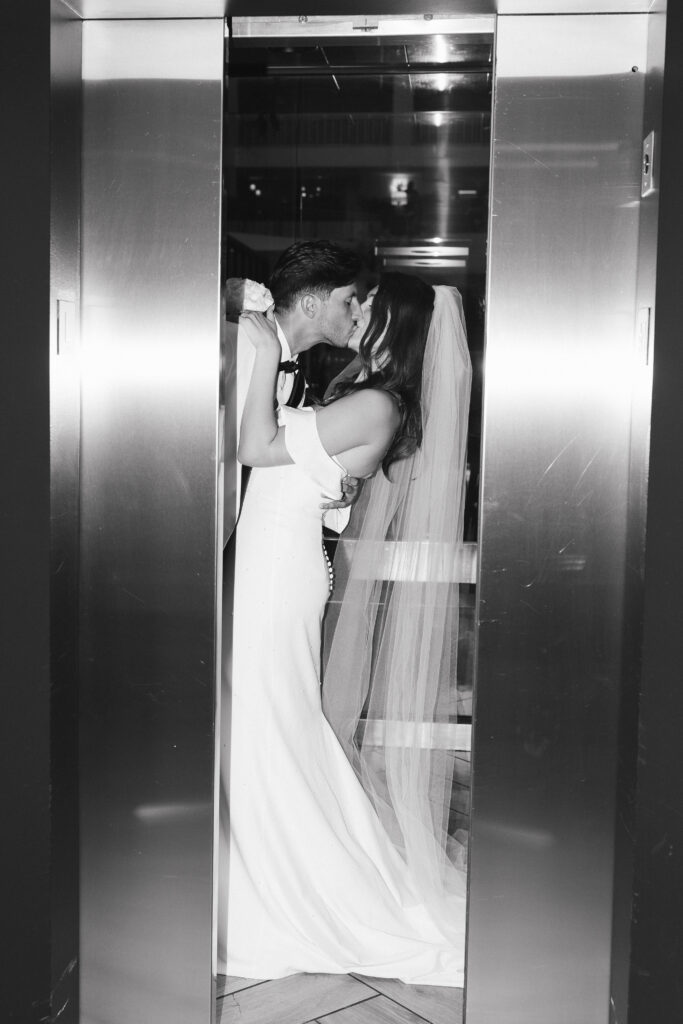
<box><xmin>277</xmin><ymin>359</ymin><xmax>310</xmax><ymax>408</ymax></box>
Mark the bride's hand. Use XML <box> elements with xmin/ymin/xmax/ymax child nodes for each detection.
<box><xmin>239</xmin><ymin>310</ymin><xmax>280</xmax><ymax>354</ymax></box>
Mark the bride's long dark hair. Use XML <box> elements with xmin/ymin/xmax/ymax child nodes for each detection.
<box><xmin>325</xmin><ymin>271</ymin><xmax>435</xmax><ymax>475</ymax></box>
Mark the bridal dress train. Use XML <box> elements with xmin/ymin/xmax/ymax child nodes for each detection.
<box><xmin>221</xmin><ymin>405</ymin><xmax>466</xmax><ymax>987</ymax></box>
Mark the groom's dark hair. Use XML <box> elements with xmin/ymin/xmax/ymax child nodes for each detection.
<box><xmin>269</xmin><ymin>240</ymin><xmax>361</xmax><ymax>312</ymax></box>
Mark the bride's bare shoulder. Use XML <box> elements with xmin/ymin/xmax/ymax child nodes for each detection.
<box><xmin>334</xmin><ymin>387</ymin><xmax>400</xmax><ymax>427</ymax></box>
<box><xmin>316</xmin><ymin>388</ymin><xmax>401</xmax><ymax>459</ymax></box>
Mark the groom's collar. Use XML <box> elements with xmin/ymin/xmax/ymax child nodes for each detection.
<box><xmin>274</xmin><ymin>316</ymin><xmax>295</xmax><ymax>362</ymax></box>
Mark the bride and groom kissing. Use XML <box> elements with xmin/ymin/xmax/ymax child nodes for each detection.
<box><xmin>219</xmin><ymin>238</ymin><xmax>472</xmax><ymax>986</ymax></box>
<box><xmin>229</xmin><ymin>239</ymin><xmax>365</xmax><ymax>533</ymax></box>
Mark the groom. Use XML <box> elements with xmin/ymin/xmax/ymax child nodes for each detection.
<box><xmin>227</xmin><ymin>239</ymin><xmax>363</xmax><ymax>536</ymax></box>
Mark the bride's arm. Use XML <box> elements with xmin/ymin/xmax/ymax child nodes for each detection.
<box><xmin>243</xmin><ymin>381</ymin><xmax>397</xmax><ymax>471</ymax></box>
<box><xmin>239</xmin><ymin>310</ymin><xmax>398</xmax><ymax>469</ymax></box>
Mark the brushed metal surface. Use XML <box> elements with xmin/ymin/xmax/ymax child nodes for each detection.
<box><xmin>466</xmin><ymin>14</ymin><xmax>649</xmax><ymax>1024</ymax></box>
<box><xmin>73</xmin><ymin>0</ymin><xmax>229</xmax><ymax>15</ymax></box>
<box><xmin>232</xmin><ymin>14</ymin><xmax>495</xmax><ymax>36</ymax></box>
<box><xmin>50</xmin><ymin>7</ymin><xmax>82</xmax><ymax>1020</ymax></box>
<box><xmin>498</xmin><ymin>1</ymin><xmax>656</xmax><ymax>10</ymax></box>
<box><xmin>64</xmin><ymin>1</ymin><xmax>661</xmax><ymax>20</ymax></box>
<box><xmin>79</xmin><ymin>20</ymin><xmax>223</xmax><ymax>1024</ymax></box>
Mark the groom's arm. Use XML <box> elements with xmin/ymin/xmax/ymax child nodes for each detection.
<box><xmin>223</xmin><ymin>319</ymin><xmax>243</xmax><ymax>545</ymax></box>
<box><xmin>223</xmin><ymin>318</ymin><xmax>259</xmax><ymax>544</ymax></box>
<box><xmin>319</xmin><ymin>354</ymin><xmax>363</xmax><ymax>533</ymax></box>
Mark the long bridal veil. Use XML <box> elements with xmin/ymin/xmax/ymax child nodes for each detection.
<box><xmin>323</xmin><ymin>285</ymin><xmax>472</xmax><ymax>919</ymax></box>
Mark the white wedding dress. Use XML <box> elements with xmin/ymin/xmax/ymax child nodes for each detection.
<box><xmin>222</xmin><ymin>405</ymin><xmax>466</xmax><ymax>986</ymax></box>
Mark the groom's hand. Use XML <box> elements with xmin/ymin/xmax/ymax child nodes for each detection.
<box><xmin>321</xmin><ymin>474</ymin><xmax>361</xmax><ymax>511</ymax></box>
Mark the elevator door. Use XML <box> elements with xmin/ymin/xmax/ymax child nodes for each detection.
<box><xmin>69</xmin><ymin>9</ymin><xmax>660</xmax><ymax>1024</ymax></box>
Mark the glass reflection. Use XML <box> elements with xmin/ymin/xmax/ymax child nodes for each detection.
<box><xmin>224</xmin><ymin>35</ymin><xmax>490</xmax><ymax>521</ymax></box>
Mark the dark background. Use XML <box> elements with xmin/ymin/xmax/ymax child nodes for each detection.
<box><xmin>628</xmin><ymin>1</ymin><xmax>683</xmax><ymax>1017</ymax></box>
<box><xmin>1</xmin><ymin>3</ymin><xmax>52</xmax><ymax>1022</ymax></box>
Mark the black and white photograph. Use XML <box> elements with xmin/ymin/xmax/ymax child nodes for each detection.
<box><xmin>3</xmin><ymin>2</ymin><xmax>683</xmax><ymax>1023</ymax></box>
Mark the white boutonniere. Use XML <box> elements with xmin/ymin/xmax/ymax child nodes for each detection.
<box><xmin>226</xmin><ymin>277</ymin><xmax>274</xmax><ymax>321</ymax></box>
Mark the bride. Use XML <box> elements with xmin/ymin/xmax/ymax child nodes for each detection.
<box><xmin>221</xmin><ymin>271</ymin><xmax>472</xmax><ymax>986</ymax></box>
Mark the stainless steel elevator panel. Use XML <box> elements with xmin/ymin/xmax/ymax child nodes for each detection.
<box><xmin>467</xmin><ymin>15</ymin><xmax>648</xmax><ymax>1024</ymax></box>
<box><xmin>79</xmin><ymin>20</ymin><xmax>223</xmax><ymax>1024</ymax></box>
<box><xmin>50</xmin><ymin>7</ymin><xmax>82</xmax><ymax>1018</ymax></box>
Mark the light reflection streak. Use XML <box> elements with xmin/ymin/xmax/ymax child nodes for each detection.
<box><xmin>485</xmin><ymin>334</ymin><xmax>645</xmax><ymax>405</ymax></box>
<box><xmin>83</xmin><ymin>20</ymin><xmax>221</xmax><ymax>81</ymax></box>
<box><xmin>433</xmin><ymin>35</ymin><xmax>449</xmax><ymax>64</ymax></box>
<box><xmin>80</xmin><ymin>332</ymin><xmax>214</xmax><ymax>388</ymax></box>
<box><xmin>495</xmin><ymin>13</ymin><xmax>647</xmax><ymax>79</ymax></box>
<box><xmin>475</xmin><ymin>821</ymin><xmax>556</xmax><ymax>850</ymax></box>
<box><xmin>134</xmin><ymin>802</ymin><xmax>212</xmax><ymax>823</ymax></box>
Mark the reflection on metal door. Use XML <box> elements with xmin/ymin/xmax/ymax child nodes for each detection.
<box><xmin>78</xmin><ymin>19</ymin><xmax>224</xmax><ymax>1024</ymax></box>
<box><xmin>469</xmin><ymin>13</ymin><xmax>659</xmax><ymax>1024</ymax></box>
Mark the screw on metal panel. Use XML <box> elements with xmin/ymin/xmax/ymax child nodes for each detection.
<box><xmin>299</xmin><ymin>15</ymin><xmax>308</xmax><ymax>23</ymax></box>
<box><xmin>424</xmin><ymin>13</ymin><xmax>434</xmax><ymax>19</ymax></box>
<box><xmin>632</xmin><ymin>66</ymin><xmax>639</xmax><ymax>72</ymax></box>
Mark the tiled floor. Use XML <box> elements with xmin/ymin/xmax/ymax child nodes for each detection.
<box><xmin>217</xmin><ymin>973</ymin><xmax>463</xmax><ymax>1024</ymax></box>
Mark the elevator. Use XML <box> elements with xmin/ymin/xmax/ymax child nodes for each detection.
<box><xmin>219</xmin><ymin>22</ymin><xmax>490</xmax><ymax>960</ymax></box>
<box><xmin>47</xmin><ymin>3</ymin><xmax>666</xmax><ymax>1023</ymax></box>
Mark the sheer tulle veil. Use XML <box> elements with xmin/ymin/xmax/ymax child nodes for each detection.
<box><xmin>322</xmin><ymin>285</ymin><xmax>472</xmax><ymax>921</ymax></box>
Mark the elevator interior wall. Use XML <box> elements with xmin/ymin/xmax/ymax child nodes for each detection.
<box><xmin>78</xmin><ymin>20</ymin><xmax>224</xmax><ymax>1024</ymax></box>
